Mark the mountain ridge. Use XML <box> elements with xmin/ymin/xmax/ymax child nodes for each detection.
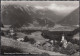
<box><xmin>1</xmin><ymin>4</ymin><xmax>55</xmax><ymax>28</ymax></box>
<box><xmin>57</xmin><ymin>8</ymin><xmax>79</xmax><ymax>26</ymax></box>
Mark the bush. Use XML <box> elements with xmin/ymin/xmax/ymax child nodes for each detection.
<box><xmin>73</xmin><ymin>44</ymin><xmax>79</xmax><ymax>51</ymax></box>
<box><xmin>24</xmin><ymin>36</ymin><xmax>29</xmax><ymax>42</ymax></box>
<box><xmin>53</xmin><ymin>45</ymin><xmax>60</xmax><ymax>52</ymax></box>
<box><xmin>13</xmin><ymin>36</ymin><xmax>18</xmax><ymax>40</ymax></box>
<box><xmin>60</xmin><ymin>42</ymin><xmax>79</xmax><ymax>55</ymax></box>
<box><xmin>1</xmin><ymin>31</ymin><xmax>4</xmax><ymax>36</ymax></box>
<box><xmin>29</xmin><ymin>38</ymin><xmax>36</xmax><ymax>44</ymax></box>
<box><xmin>24</xmin><ymin>36</ymin><xmax>36</xmax><ymax>44</ymax></box>
<box><xmin>41</xmin><ymin>53</ymin><xmax>50</xmax><ymax>56</ymax></box>
<box><xmin>71</xmin><ymin>39</ymin><xmax>80</xmax><ymax>45</ymax></box>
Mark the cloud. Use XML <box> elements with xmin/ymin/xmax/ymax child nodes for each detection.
<box><xmin>34</xmin><ymin>3</ymin><xmax>78</xmax><ymax>16</ymax></box>
<box><xmin>34</xmin><ymin>6</ymin><xmax>44</xmax><ymax>9</ymax></box>
<box><xmin>47</xmin><ymin>4</ymin><xmax>72</xmax><ymax>11</ymax></box>
<box><xmin>47</xmin><ymin>4</ymin><xmax>78</xmax><ymax>14</ymax></box>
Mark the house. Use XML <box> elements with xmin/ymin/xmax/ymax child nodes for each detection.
<box><xmin>17</xmin><ymin>38</ymin><xmax>24</xmax><ymax>42</ymax></box>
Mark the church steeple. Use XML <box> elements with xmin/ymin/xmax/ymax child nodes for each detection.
<box><xmin>61</xmin><ymin>34</ymin><xmax>68</xmax><ymax>48</ymax></box>
<box><xmin>61</xmin><ymin>34</ymin><xmax>65</xmax><ymax>42</ymax></box>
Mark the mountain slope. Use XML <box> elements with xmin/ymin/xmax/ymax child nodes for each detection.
<box><xmin>1</xmin><ymin>4</ymin><xmax>55</xmax><ymax>28</ymax></box>
<box><xmin>57</xmin><ymin>8</ymin><xmax>79</xmax><ymax>26</ymax></box>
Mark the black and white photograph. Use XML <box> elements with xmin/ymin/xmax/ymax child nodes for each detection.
<box><xmin>1</xmin><ymin>1</ymin><xmax>79</xmax><ymax>56</ymax></box>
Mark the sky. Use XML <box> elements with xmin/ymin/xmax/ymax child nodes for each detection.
<box><xmin>1</xmin><ymin>1</ymin><xmax>79</xmax><ymax>16</ymax></box>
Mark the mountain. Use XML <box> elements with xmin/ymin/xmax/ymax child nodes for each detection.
<box><xmin>34</xmin><ymin>9</ymin><xmax>62</xmax><ymax>23</ymax></box>
<box><xmin>1</xmin><ymin>4</ymin><xmax>55</xmax><ymax>28</ymax></box>
<box><xmin>1</xmin><ymin>5</ymin><xmax>33</xmax><ymax>27</ymax></box>
<box><xmin>57</xmin><ymin>8</ymin><xmax>79</xmax><ymax>26</ymax></box>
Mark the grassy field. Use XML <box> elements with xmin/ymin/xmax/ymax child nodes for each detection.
<box><xmin>1</xmin><ymin>36</ymin><xmax>66</xmax><ymax>56</ymax></box>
